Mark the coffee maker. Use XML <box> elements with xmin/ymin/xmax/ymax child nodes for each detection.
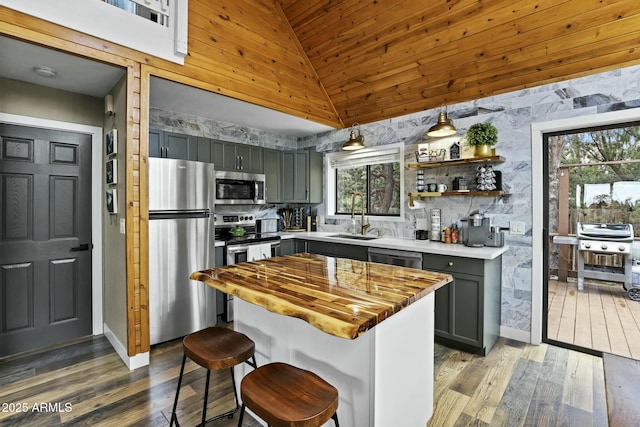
<box><xmin>466</xmin><ymin>211</ymin><xmax>491</xmax><ymax>247</ymax></box>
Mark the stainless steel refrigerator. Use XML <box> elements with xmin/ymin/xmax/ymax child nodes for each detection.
<box><xmin>148</xmin><ymin>158</ymin><xmax>216</xmax><ymax>345</ymax></box>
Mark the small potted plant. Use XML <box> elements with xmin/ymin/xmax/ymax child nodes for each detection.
<box><xmin>465</xmin><ymin>122</ymin><xmax>498</xmax><ymax>157</ymax></box>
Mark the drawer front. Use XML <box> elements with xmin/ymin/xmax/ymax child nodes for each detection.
<box><xmin>423</xmin><ymin>253</ymin><xmax>483</xmax><ymax>276</ymax></box>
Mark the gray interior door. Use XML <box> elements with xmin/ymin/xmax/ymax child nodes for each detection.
<box><xmin>0</xmin><ymin>123</ymin><xmax>92</xmax><ymax>357</ymax></box>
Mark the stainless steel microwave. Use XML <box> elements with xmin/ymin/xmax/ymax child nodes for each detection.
<box><xmin>215</xmin><ymin>171</ymin><xmax>266</xmax><ymax>205</ymax></box>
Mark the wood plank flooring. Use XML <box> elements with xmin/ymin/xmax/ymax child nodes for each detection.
<box><xmin>430</xmin><ymin>338</ymin><xmax>607</xmax><ymax>427</ymax></box>
<box><xmin>0</xmin><ymin>333</ymin><xmax>608</xmax><ymax>426</ymax></box>
<box><xmin>548</xmin><ymin>279</ymin><xmax>640</xmax><ymax>359</ymax></box>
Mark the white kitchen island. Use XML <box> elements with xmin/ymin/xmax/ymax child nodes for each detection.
<box><xmin>191</xmin><ymin>253</ymin><xmax>452</xmax><ymax>427</ymax></box>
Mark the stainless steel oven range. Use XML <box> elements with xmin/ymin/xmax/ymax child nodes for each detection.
<box><xmin>215</xmin><ymin>213</ymin><xmax>281</xmax><ymax>321</ymax></box>
<box><xmin>576</xmin><ymin>222</ymin><xmax>636</xmax><ymax>299</ymax></box>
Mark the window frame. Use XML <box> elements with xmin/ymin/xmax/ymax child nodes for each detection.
<box><xmin>325</xmin><ymin>143</ymin><xmax>405</xmax><ymax>222</ymax></box>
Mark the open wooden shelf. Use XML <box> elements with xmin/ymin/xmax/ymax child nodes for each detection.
<box><xmin>407</xmin><ymin>155</ymin><xmax>505</xmax><ymax>169</ymax></box>
<box><xmin>408</xmin><ymin>190</ymin><xmax>508</xmax><ymax>206</ymax></box>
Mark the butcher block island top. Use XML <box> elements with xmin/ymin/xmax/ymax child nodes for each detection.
<box><xmin>190</xmin><ymin>252</ymin><xmax>452</xmax><ymax>339</ymax></box>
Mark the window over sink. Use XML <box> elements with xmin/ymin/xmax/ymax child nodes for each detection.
<box><xmin>325</xmin><ymin>144</ymin><xmax>404</xmax><ymax>221</ymax></box>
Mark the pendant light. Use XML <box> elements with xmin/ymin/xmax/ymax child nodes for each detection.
<box><xmin>427</xmin><ymin>107</ymin><xmax>457</xmax><ymax>137</ymax></box>
<box><xmin>342</xmin><ymin>123</ymin><xmax>365</xmax><ymax>151</ymax></box>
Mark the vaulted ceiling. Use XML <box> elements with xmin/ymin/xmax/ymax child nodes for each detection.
<box><xmin>274</xmin><ymin>0</ymin><xmax>640</xmax><ymax>127</ymax></box>
<box><xmin>178</xmin><ymin>0</ymin><xmax>640</xmax><ymax>130</ymax></box>
<box><xmin>2</xmin><ymin>1</ymin><xmax>640</xmax><ymax>132</ymax></box>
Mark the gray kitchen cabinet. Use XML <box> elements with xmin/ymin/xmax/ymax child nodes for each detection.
<box><xmin>214</xmin><ymin>245</ymin><xmax>225</xmax><ymax>321</ymax></box>
<box><xmin>281</xmin><ymin>150</ymin><xmax>323</xmax><ymax>203</ymax></box>
<box><xmin>263</xmin><ymin>148</ymin><xmax>281</xmax><ymax>202</ymax></box>
<box><xmin>149</xmin><ymin>129</ymin><xmax>196</xmax><ymax>160</ymax></box>
<box><xmin>423</xmin><ymin>253</ymin><xmax>502</xmax><ymax>356</ymax></box>
<box><xmin>213</xmin><ymin>140</ymin><xmax>263</xmax><ymax>173</ymax></box>
<box><xmin>279</xmin><ymin>239</ymin><xmax>296</xmax><ymax>256</ymax></box>
<box><xmin>215</xmin><ymin>246</ymin><xmax>224</xmax><ymax>267</ymax></box>
<box><xmin>196</xmin><ymin>136</ymin><xmax>215</xmax><ymax>163</ymax></box>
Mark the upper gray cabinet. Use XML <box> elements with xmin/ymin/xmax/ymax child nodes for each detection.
<box><xmin>213</xmin><ymin>140</ymin><xmax>263</xmax><ymax>173</ymax></box>
<box><xmin>149</xmin><ymin>129</ymin><xmax>197</xmax><ymax>160</ymax></box>
<box><xmin>281</xmin><ymin>150</ymin><xmax>322</xmax><ymax>203</ymax></box>
<box><xmin>263</xmin><ymin>148</ymin><xmax>282</xmax><ymax>203</ymax></box>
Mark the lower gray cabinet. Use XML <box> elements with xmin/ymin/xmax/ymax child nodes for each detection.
<box><xmin>279</xmin><ymin>239</ymin><xmax>296</xmax><ymax>256</ymax></box>
<box><xmin>423</xmin><ymin>253</ymin><xmax>502</xmax><ymax>356</ymax></box>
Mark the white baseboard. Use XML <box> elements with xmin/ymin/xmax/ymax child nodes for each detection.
<box><xmin>500</xmin><ymin>326</ymin><xmax>533</xmax><ymax>344</ymax></box>
<box><xmin>103</xmin><ymin>323</ymin><xmax>149</xmax><ymax>370</ymax></box>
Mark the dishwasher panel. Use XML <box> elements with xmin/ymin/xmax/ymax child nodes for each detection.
<box><xmin>367</xmin><ymin>247</ymin><xmax>423</xmax><ymax>269</ymax></box>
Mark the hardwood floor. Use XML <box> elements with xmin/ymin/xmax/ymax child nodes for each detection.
<box><xmin>0</xmin><ymin>334</ymin><xmax>608</xmax><ymax>426</ymax></box>
<box><xmin>547</xmin><ymin>279</ymin><xmax>640</xmax><ymax>359</ymax></box>
<box><xmin>430</xmin><ymin>338</ymin><xmax>607</xmax><ymax>427</ymax></box>
<box><xmin>0</xmin><ymin>336</ymin><xmax>261</xmax><ymax>427</ymax></box>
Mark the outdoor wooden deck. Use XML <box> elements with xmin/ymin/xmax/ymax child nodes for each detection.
<box><xmin>548</xmin><ymin>279</ymin><xmax>640</xmax><ymax>360</ymax></box>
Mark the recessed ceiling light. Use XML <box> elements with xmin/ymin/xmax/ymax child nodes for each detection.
<box><xmin>33</xmin><ymin>66</ymin><xmax>57</xmax><ymax>78</ymax></box>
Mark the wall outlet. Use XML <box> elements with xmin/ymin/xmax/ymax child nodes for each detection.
<box><xmin>509</xmin><ymin>221</ymin><xmax>525</xmax><ymax>235</ymax></box>
<box><xmin>120</xmin><ymin>218</ymin><xmax>126</xmax><ymax>234</ymax></box>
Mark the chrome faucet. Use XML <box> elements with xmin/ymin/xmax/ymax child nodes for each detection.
<box><xmin>351</xmin><ymin>192</ymin><xmax>370</xmax><ymax>235</ymax></box>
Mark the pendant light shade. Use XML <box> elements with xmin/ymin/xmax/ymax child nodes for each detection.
<box><xmin>342</xmin><ymin>123</ymin><xmax>365</xmax><ymax>151</ymax></box>
<box><xmin>427</xmin><ymin>110</ymin><xmax>457</xmax><ymax>137</ymax></box>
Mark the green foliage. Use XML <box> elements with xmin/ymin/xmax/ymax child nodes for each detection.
<box><xmin>335</xmin><ymin>162</ymin><xmax>400</xmax><ymax>215</ymax></box>
<box><xmin>465</xmin><ymin>122</ymin><xmax>499</xmax><ymax>146</ymax></box>
<box><xmin>553</xmin><ymin>125</ymin><xmax>640</xmax><ymax>236</ymax></box>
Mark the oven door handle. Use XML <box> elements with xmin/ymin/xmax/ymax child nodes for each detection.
<box><xmin>227</xmin><ymin>245</ymin><xmax>250</xmax><ymax>254</ymax></box>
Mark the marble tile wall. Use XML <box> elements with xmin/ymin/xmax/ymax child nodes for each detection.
<box><xmin>151</xmin><ymin>64</ymin><xmax>640</xmax><ymax>337</ymax></box>
<box><xmin>301</xmin><ymin>64</ymin><xmax>640</xmax><ymax>335</ymax></box>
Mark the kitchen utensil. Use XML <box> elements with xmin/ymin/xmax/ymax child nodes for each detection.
<box><xmin>437</xmin><ymin>183</ymin><xmax>448</xmax><ymax>192</ymax></box>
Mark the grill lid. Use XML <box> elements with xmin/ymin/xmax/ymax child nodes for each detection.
<box><xmin>577</xmin><ymin>222</ymin><xmax>634</xmax><ymax>241</ymax></box>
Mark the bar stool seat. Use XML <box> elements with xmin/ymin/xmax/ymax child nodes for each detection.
<box><xmin>238</xmin><ymin>362</ymin><xmax>339</xmax><ymax>427</ymax></box>
<box><xmin>170</xmin><ymin>327</ymin><xmax>257</xmax><ymax>427</ymax></box>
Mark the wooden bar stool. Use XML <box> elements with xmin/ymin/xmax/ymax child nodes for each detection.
<box><xmin>170</xmin><ymin>327</ymin><xmax>257</xmax><ymax>427</ymax></box>
<box><xmin>238</xmin><ymin>362</ymin><xmax>339</xmax><ymax>427</ymax></box>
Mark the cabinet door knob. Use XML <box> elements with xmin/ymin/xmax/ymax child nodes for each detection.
<box><xmin>448</xmin><ymin>261</ymin><xmax>454</xmax><ymax>267</ymax></box>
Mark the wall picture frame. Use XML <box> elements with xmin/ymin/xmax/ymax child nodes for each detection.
<box><xmin>105</xmin><ymin>159</ymin><xmax>117</xmax><ymax>185</ymax></box>
<box><xmin>105</xmin><ymin>129</ymin><xmax>117</xmax><ymax>156</ymax></box>
<box><xmin>106</xmin><ymin>189</ymin><xmax>117</xmax><ymax>214</ymax></box>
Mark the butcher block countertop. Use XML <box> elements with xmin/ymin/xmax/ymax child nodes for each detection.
<box><xmin>191</xmin><ymin>252</ymin><xmax>452</xmax><ymax>339</ymax></box>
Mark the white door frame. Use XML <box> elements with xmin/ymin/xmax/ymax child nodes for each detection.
<box><xmin>531</xmin><ymin>107</ymin><xmax>640</xmax><ymax>345</ymax></box>
<box><xmin>0</xmin><ymin>112</ymin><xmax>104</xmax><ymax>335</ymax></box>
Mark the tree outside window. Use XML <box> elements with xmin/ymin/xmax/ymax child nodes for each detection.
<box><xmin>548</xmin><ymin>123</ymin><xmax>640</xmax><ymax>237</ymax></box>
<box><xmin>335</xmin><ymin>162</ymin><xmax>401</xmax><ymax>216</ymax></box>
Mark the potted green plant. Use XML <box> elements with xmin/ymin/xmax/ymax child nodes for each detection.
<box><xmin>465</xmin><ymin>122</ymin><xmax>498</xmax><ymax>157</ymax></box>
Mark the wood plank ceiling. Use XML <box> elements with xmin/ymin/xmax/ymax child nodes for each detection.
<box><xmin>273</xmin><ymin>0</ymin><xmax>640</xmax><ymax>128</ymax></box>
<box><xmin>2</xmin><ymin>0</ymin><xmax>639</xmax><ymax>131</ymax></box>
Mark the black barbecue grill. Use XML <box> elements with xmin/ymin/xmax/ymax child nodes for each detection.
<box><xmin>576</xmin><ymin>222</ymin><xmax>638</xmax><ymax>300</ymax></box>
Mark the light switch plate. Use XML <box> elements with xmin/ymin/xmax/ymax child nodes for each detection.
<box><xmin>509</xmin><ymin>221</ymin><xmax>525</xmax><ymax>235</ymax></box>
<box><xmin>120</xmin><ymin>218</ymin><xmax>126</xmax><ymax>234</ymax></box>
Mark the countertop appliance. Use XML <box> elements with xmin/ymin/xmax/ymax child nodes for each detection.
<box><xmin>576</xmin><ymin>222</ymin><xmax>634</xmax><ymax>295</ymax></box>
<box><xmin>466</xmin><ymin>211</ymin><xmax>490</xmax><ymax>247</ymax></box>
<box><xmin>148</xmin><ymin>158</ymin><xmax>216</xmax><ymax>345</ymax></box>
<box><xmin>215</xmin><ymin>170</ymin><xmax>266</xmax><ymax>205</ymax></box>
<box><xmin>215</xmin><ymin>213</ymin><xmax>281</xmax><ymax>321</ymax></box>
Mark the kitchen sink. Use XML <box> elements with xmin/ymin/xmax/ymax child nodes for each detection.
<box><xmin>328</xmin><ymin>233</ymin><xmax>379</xmax><ymax>240</ymax></box>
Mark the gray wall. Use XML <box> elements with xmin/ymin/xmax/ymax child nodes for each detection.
<box><xmin>102</xmin><ymin>75</ymin><xmax>128</xmax><ymax>347</ymax></box>
<box><xmin>0</xmin><ymin>77</ymin><xmax>103</xmax><ymax>126</ymax></box>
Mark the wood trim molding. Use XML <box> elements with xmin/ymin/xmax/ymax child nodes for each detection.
<box><xmin>126</xmin><ymin>63</ymin><xmax>146</xmax><ymax>356</ymax></box>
